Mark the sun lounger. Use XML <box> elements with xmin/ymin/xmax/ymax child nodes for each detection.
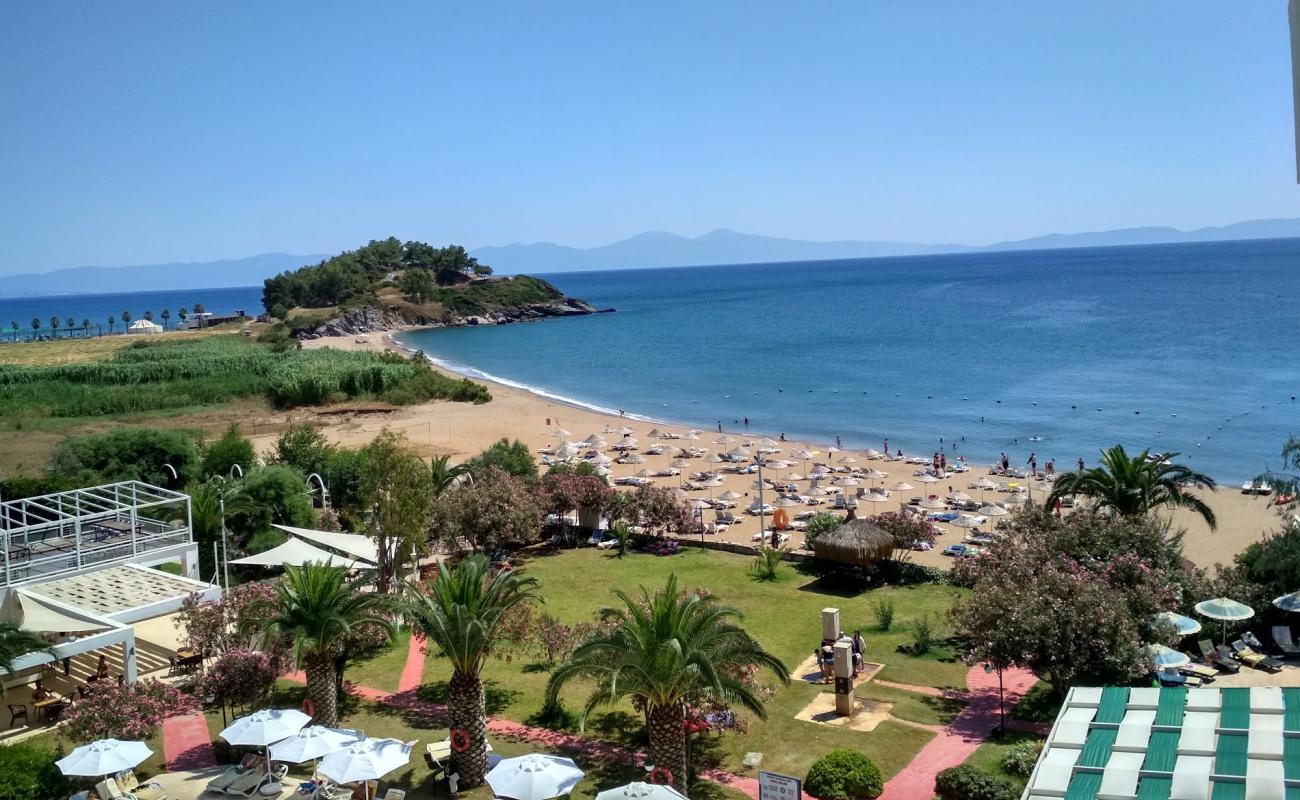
<box><xmin>1198</xmin><ymin>639</ymin><xmax>1241</xmax><ymax>673</ymax></box>
<box><xmin>207</xmin><ymin>755</ymin><xmax>261</xmax><ymax>793</ymax></box>
<box><xmin>223</xmin><ymin>767</ymin><xmax>271</xmax><ymax>797</ymax></box>
<box><xmin>118</xmin><ymin>769</ymin><xmax>166</xmax><ymax>800</ymax></box>
<box><xmin>427</xmin><ymin>738</ymin><xmax>493</xmax><ymax>771</ymax></box>
<box><xmin>1157</xmin><ymin>668</ymin><xmax>1201</xmax><ymax>687</ymax></box>
<box><xmin>1272</xmin><ymin>626</ymin><xmax>1300</xmax><ymax>657</ymax></box>
<box><xmin>1232</xmin><ymin>640</ymin><xmax>1283</xmax><ymax>673</ymax></box>
<box><xmin>97</xmin><ymin>779</ymin><xmax>138</xmax><ymax>800</ymax></box>
<box><xmin>586</xmin><ymin>531</ymin><xmax>604</xmax><ymax>547</ymax></box>
<box><xmin>595</xmin><ymin>536</ymin><xmax>618</xmax><ymax>550</ymax></box>
<box><xmin>715</xmin><ymin>511</ymin><xmax>738</xmax><ymax>526</ymax></box>
<box><xmin>1179</xmin><ymin>662</ymin><xmax>1217</xmax><ymax>682</ymax></box>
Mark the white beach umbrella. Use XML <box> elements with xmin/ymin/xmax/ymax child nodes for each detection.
<box><xmin>220</xmin><ymin>708</ymin><xmax>311</xmax><ymax>747</ymax></box>
<box><xmin>892</xmin><ymin>482</ymin><xmax>914</xmax><ymax>492</ymax></box>
<box><xmin>756</xmin><ymin>437</ymin><xmax>779</xmax><ymax>448</ymax></box>
<box><xmin>863</xmin><ymin>492</ymin><xmax>892</xmax><ymax>503</ymax></box>
<box><xmin>914</xmin><ymin>473</ymin><xmax>941</xmax><ymax>484</ymax></box>
<box><xmin>487</xmin><ymin>754</ymin><xmax>585</xmax><ymax>800</ymax></box>
<box><xmin>685</xmin><ymin>430</ymin><xmax>702</xmax><ymax>439</ymax></box>
<box><xmin>647</xmin><ymin>428</ymin><xmax>664</xmax><ymax>439</ymax></box>
<box><xmin>57</xmin><ymin>740</ymin><xmax>153</xmax><ymax>777</ymax></box>
<box><xmin>715</xmin><ymin>435</ymin><xmax>736</xmax><ymax>445</ymax></box>
<box><xmin>269</xmin><ymin>726</ymin><xmax>365</xmax><ymax>764</ymax></box>
<box><xmin>810</xmin><ymin>467</ymin><xmax>832</xmax><ymax>478</ymax></box>
<box><xmin>978</xmin><ymin>504</ymin><xmax>1009</xmax><ymax>516</ymax></box>
<box><xmin>765</xmin><ymin>460</ymin><xmax>792</xmax><ymax>470</ymax></box>
<box><xmin>592</xmin><ymin>455</ymin><xmax>613</xmax><ymax>467</ymax></box>
<box><xmin>1194</xmin><ymin>597</ymin><xmax>1255</xmax><ymax>642</ymax></box>
<box><xmin>671</xmin><ymin>459</ymin><xmax>690</xmax><ymax>468</ymax></box>
<box><xmin>319</xmin><ymin>738</ymin><xmax>412</xmax><ymax>797</ymax></box>
<box><xmin>587</xmin><ymin>434</ymin><xmax>607</xmax><ymax>447</ymax></box>
<box><xmin>719</xmin><ymin>490</ymin><xmax>743</xmax><ymax>501</ymax></box>
<box><xmin>1152</xmin><ymin>611</ymin><xmax>1202</xmax><ymax>637</ymax></box>
<box><xmin>774</xmin><ymin>497</ymin><xmax>801</xmax><ymax>508</ymax></box>
<box><xmin>1001</xmin><ymin>492</ymin><xmax>1028</xmax><ymax>506</ymax></box>
<box><xmin>557</xmin><ymin>443</ymin><xmax>580</xmax><ymax>459</ymax></box>
<box><xmin>596</xmin><ymin>782</ymin><xmax>689</xmax><ymax>800</ymax></box>
<box><xmin>828</xmin><ymin>447</ymin><xmax>841</xmax><ymax>456</ymax></box>
<box><xmin>1274</xmin><ymin>592</ymin><xmax>1300</xmax><ymax>613</ymax></box>
<box><xmin>672</xmin><ymin>488</ymin><xmax>689</xmax><ymax>501</ymax></box>
<box><xmin>1147</xmin><ymin>644</ymin><xmax>1190</xmax><ymax>670</ymax></box>
<box><xmin>700</xmin><ymin>477</ymin><xmax>725</xmax><ymax>488</ymax></box>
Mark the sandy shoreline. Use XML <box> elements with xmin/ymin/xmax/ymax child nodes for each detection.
<box><xmin>286</xmin><ymin>328</ymin><xmax>1289</xmax><ymax>571</ymax></box>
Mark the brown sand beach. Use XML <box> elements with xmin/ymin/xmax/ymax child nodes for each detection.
<box><xmin>282</xmin><ymin>329</ymin><xmax>1288</xmax><ymax>571</ymax></box>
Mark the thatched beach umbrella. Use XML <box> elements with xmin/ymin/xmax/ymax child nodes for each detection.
<box><xmin>915</xmin><ymin>473</ymin><xmax>941</xmax><ymax>484</ymax></box>
<box><xmin>892</xmin><ymin>482</ymin><xmax>914</xmax><ymax>492</ymax></box>
<box><xmin>715</xmin><ymin>435</ymin><xmax>736</xmax><ymax>445</ymax></box>
<box><xmin>719</xmin><ymin>490</ymin><xmax>743</xmax><ymax>501</ymax></box>
<box><xmin>978</xmin><ymin>504</ymin><xmax>1009</xmax><ymax>516</ymax></box>
<box><xmin>810</xmin><ymin>518</ymin><xmax>894</xmax><ymax>569</ymax></box>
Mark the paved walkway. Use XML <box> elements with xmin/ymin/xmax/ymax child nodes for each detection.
<box><xmin>877</xmin><ymin>665</ymin><xmax>1038</xmax><ymax>800</ymax></box>
<box><xmin>162</xmin><ymin>712</ymin><xmax>217</xmax><ymax>771</ymax></box>
<box><xmin>398</xmin><ymin>633</ymin><xmax>427</xmax><ymax>694</ymax></box>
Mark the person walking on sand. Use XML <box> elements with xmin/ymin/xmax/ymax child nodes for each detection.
<box><xmin>717</xmin><ymin>420</ymin><xmax>722</xmax><ymax>433</ymax></box>
<box><xmin>1077</xmin><ymin>456</ymin><xmax>1085</xmax><ymax>472</ymax></box>
<box><xmin>883</xmin><ymin>438</ymin><xmax>888</xmax><ymax>454</ymax></box>
<box><xmin>1046</xmin><ymin>459</ymin><xmax>1055</xmax><ymax>477</ymax></box>
<box><xmin>1028</xmin><ymin>452</ymin><xmax>1037</xmax><ymax>475</ymax></box>
<box><xmin>836</xmin><ymin>435</ymin><xmax>842</xmax><ymax>449</ymax></box>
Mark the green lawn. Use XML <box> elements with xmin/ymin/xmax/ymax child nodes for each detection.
<box><xmin>348</xmin><ymin>628</ymin><xmax>414</xmax><ymax>694</ymax></box>
<box><xmin>854</xmin><ymin>682</ymin><xmax>965</xmax><ymax>727</ymax></box>
<box><xmin>409</xmin><ymin>548</ymin><xmax>966</xmax><ymax>781</ymax></box>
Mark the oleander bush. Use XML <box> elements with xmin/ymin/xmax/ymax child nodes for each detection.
<box><xmin>1001</xmin><ymin>739</ymin><xmax>1043</xmax><ymax>777</ymax></box>
<box><xmin>934</xmin><ymin>765</ymin><xmax>1017</xmax><ymax>800</ymax></box>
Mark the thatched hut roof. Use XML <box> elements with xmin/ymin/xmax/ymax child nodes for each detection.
<box><xmin>811</xmin><ymin>518</ymin><xmax>893</xmax><ymax>567</ymax></box>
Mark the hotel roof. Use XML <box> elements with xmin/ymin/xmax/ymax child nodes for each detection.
<box><xmin>1025</xmin><ymin>685</ymin><xmax>1297</xmax><ymax>800</ymax></box>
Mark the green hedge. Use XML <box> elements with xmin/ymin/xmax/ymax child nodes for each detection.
<box><xmin>0</xmin><ymin>743</ymin><xmax>70</xmax><ymax>800</ymax></box>
<box><xmin>934</xmin><ymin>765</ymin><xmax>1018</xmax><ymax>800</ymax></box>
<box><xmin>805</xmin><ymin>749</ymin><xmax>883</xmax><ymax>800</ymax></box>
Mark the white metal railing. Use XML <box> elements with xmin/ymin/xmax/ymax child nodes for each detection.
<box><xmin>3</xmin><ymin>519</ymin><xmax>191</xmax><ymax>586</ymax></box>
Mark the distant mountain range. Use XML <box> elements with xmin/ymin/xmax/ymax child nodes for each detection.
<box><xmin>0</xmin><ymin>253</ymin><xmax>327</xmax><ymax>298</ymax></box>
<box><xmin>472</xmin><ymin>217</ymin><xmax>1300</xmax><ymax>273</ymax></box>
<box><xmin>5</xmin><ymin>217</ymin><xmax>1300</xmax><ymax>297</ymax></box>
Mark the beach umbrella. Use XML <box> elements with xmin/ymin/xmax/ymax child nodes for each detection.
<box><xmin>616</xmin><ymin>427</ymin><xmax>634</xmax><ymax>436</ymax></box>
<box><xmin>1001</xmin><ymin>492</ymin><xmax>1028</xmax><ymax>506</ymax></box>
<box><xmin>220</xmin><ymin>708</ymin><xmax>310</xmax><ymax>747</ymax></box>
<box><xmin>319</xmin><ymin>739</ymin><xmax>413</xmax><ymax>800</ymax></box>
<box><xmin>729</xmin><ymin>447</ymin><xmax>752</xmax><ymax>458</ymax></box>
<box><xmin>635</xmin><ymin>469</ymin><xmax>655</xmax><ymax>478</ymax></box>
<box><xmin>1152</xmin><ymin>611</ymin><xmax>1202</xmax><ymax>637</ymax></box>
<box><xmin>487</xmin><ymin>754</ymin><xmax>585</xmax><ymax>800</ymax></box>
<box><xmin>785</xmin><ymin>472</ymin><xmax>804</xmax><ymax>481</ymax></box>
<box><xmin>892</xmin><ymin>482</ymin><xmax>914</xmax><ymax>492</ymax></box>
<box><xmin>715</xmin><ymin>435</ymin><xmax>736</xmax><ymax>445</ymax></box>
<box><xmin>828</xmin><ymin>447</ymin><xmax>841</xmax><ymax>456</ymax></box>
<box><xmin>952</xmin><ymin>514</ymin><xmax>986</xmax><ymax>528</ymax></box>
<box><xmin>947</xmin><ymin>491</ymin><xmax>973</xmax><ymax>502</ymax></box>
<box><xmin>1147</xmin><ymin>644</ymin><xmax>1190</xmax><ymax>671</ymax></box>
<box><xmin>622</xmin><ymin>454</ymin><xmax>646</xmax><ymax>464</ymax></box>
<box><xmin>269</xmin><ymin>726</ymin><xmax>365</xmax><ymax>764</ymax></box>
<box><xmin>557</xmin><ymin>443</ymin><xmax>580</xmax><ymax>459</ymax></box>
<box><xmin>978</xmin><ymin>504</ymin><xmax>1009</xmax><ymax>516</ymax></box>
<box><xmin>57</xmin><ymin>740</ymin><xmax>153</xmax><ymax>777</ymax></box>
<box><xmin>671</xmin><ymin>458</ymin><xmax>690</xmax><ymax>468</ymax></box>
<box><xmin>919</xmin><ymin>497</ymin><xmax>948</xmax><ymax>510</ymax></box>
<box><xmin>863</xmin><ymin>492</ymin><xmax>892</xmax><ymax>503</ymax></box>
<box><xmin>1194</xmin><ymin>597</ymin><xmax>1255</xmax><ymax>642</ymax></box>
<box><xmin>700</xmin><ymin>477</ymin><xmax>725</xmax><ymax>488</ymax></box>
<box><xmin>756</xmin><ymin>437</ymin><xmax>779</xmax><ymax>448</ymax></box>
<box><xmin>587</xmin><ymin>435</ymin><xmax>607</xmax><ymax>448</ymax></box>
<box><xmin>672</xmin><ymin>488</ymin><xmax>689</xmax><ymax>501</ymax></box>
<box><xmin>719</xmin><ymin>490</ymin><xmax>743</xmax><ymax>501</ymax></box>
<box><xmin>596</xmin><ymin>783</ymin><xmax>689</xmax><ymax>800</ymax></box>
<box><xmin>914</xmin><ymin>474</ymin><xmax>941</xmax><ymax>484</ymax></box>
<box><xmin>551</xmin><ymin>429</ymin><xmax>572</xmax><ymax>439</ymax></box>
<box><xmin>1274</xmin><ymin>592</ymin><xmax>1300</xmax><ymax>613</ymax></box>
<box><xmin>862</xmin><ymin>468</ymin><xmax>887</xmax><ymax>480</ymax></box>
<box><xmin>838</xmin><ymin>456</ymin><xmax>857</xmax><ymax>466</ymax></box>
<box><xmin>647</xmin><ymin>428</ymin><xmax>664</xmax><ymax>439</ymax></box>
<box><xmin>972</xmin><ymin>477</ymin><xmax>997</xmax><ymax>490</ymax></box>
<box><xmin>765</xmin><ymin>460</ymin><xmax>792</xmax><ymax>469</ymax></box>
<box><xmin>810</xmin><ymin>467</ymin><xmax>832</xmax><ymax>478</ymax></box>
<box><xmin>592</xmin><ymin>455</ymin><xmax>613</xmax><ymax>466</ymax></box>
<box><xmin>833</xmin><ymin>477</ymin><xmax>860</xmax><ymax>487</ymax></box>
<box><xmin>793</xmin><ymin>449</ymin><xmax>817</xmax><ymax>460</ymax></box>
<box><xmin>864</xmin><ymin>449</ymin><xmax>882</xmax><ymax>459</ymax></box>
<box><xmin>774</xmin><ymin>497</ymin><xmax>800</xmax><ymax>508</ymax></box>
<box><xmin>685</xmin><ymin>430</ymin><xmax>702</xmax><ymax>440</ymax></box>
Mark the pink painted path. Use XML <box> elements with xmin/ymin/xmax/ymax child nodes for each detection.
<box><xmin>398</xmin><ymin>633</ymin><xmax>427</xmax><ymax>694</ymax></box>
<box><xmin>877</xmin><ymin>665</ymin><xmax>1038</xmax><ymax>800</ymax></box>
<box><xmin>162</xmin><ymin>712</ymin><xmax>217</xmax><ymax>771</ymax></box>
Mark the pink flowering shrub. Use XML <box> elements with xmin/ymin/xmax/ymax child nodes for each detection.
<box><xmin>200</xmin><ymin>648</ymin><xmax>284</xmax><ymax>707</ymax></box>
<box><xmin>175</xmin><ymin>581</ymin><xmax>281</xmax><ymax>654</ymax></box>
<box><xmin>867</xmin><ymin>512</ymin><xmax>938</xmax><ymax>562</ymax></box>
<box><xmin>63</xmin><ymin>679</ymin><xmax>198</xmax><ymax>741</ymax></box>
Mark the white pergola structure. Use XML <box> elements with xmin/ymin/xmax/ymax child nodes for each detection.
<box><xmin>1</xmin><ymin>481</ymin><xmax>220</xmax><ymax>688</ymax></box>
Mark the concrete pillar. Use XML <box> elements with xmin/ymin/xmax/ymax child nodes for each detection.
<box><xmin>123</xmin><ymin>632</ymin><xmax>138</xmax><ymax>684</ymax></box>
<box><xmin>180</xmin><ymin>547</ymin><xmax>199</xmax><ymax>580</ymax></box>
<box><xmin>833</xmin><ymin>641</ymin><xmax>854</xmax><ymax>716</ymax></box>
<box><xmin>821</xmin><ymin>608</ymin><xmax>840</xmax><ymax>642</ymax></box>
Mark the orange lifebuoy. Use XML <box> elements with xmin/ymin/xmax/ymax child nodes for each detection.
<box><xmin>449</xmin><ymin>728</ymin><xmax>472</xmax><ymax>753</ymax></box>
<box><xmin>302</xmin><ymin>698</ymin><xmax>316</xmax><ymax>717</ymax></box>
<box><xmin>648</xmin><ymin>767</ymin><xmax>673</xmax><ymax>786</ymax></box>
<box><xmin>773</xmin><ymin>508</ymin><xmax>789</xmax><ymax>531</ymax></box>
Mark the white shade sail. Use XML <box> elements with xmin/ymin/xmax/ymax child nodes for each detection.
<box><xmin>6</xmin><ymin>590</ymin><xmax>110</xmax><ymax>633</ymax></box>
<box><xmin>231</xmin><ymin>537</ymin><xmax>370</xmax><ymax>570</ymax></box>
<box><xmin>273</xmin><ymin>525</ymin><xmax>379</xmax><ymax>564</ymax></box>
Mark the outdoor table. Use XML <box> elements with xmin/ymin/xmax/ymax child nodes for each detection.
<box><xmin>177</xmin><ymin>649</ymin><xmax>204</xmax><ymax>672</ymax></box>
<box><xmin>91</xmin><ymin>520</ymin><xmax>134</xmax><ymax>541</ymax></box>
<box><xmin>33</xmin><ymin>694</ymin><xmax>68</xmax><ymax>721</ymax></box>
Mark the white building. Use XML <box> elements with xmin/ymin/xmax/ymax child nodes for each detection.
<box><xmin>0</xmin><ymin>481</ymin><xmax>221</xmax><ymax>689</ymax></box>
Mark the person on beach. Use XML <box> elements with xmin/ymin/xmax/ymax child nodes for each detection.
<box><xmin>1028</xmin><ymin>452</ymin><xmax>1037</xmax><ymax>475</ymax></box>
<box><xmin>717</xmin><ymin>420</ymin><xmax>722</xmax><ymax>432</ymax></box>
<box><xmin>836</xmin><ymin>435</ymin><xmax>842</xmax><ymax>449</ymax></box>
<box><xmin>1077</xmin><ymin>457</ymin><xmax>1085</xmax><ymax>471</ymax></box>
<box><xmin>940</xmin><ymin>453</ymin><xmax>946</xmax><ymax>471</ymax></box>
<box><xmin>744</xmin><ymin>417</ymin><xmax>749</xmax><ymax>427</ymax></box>
<box><xmin>1046</xmin><ymin>459</ymin><xmax>1055</xmax><ymax>477</ymax></box>
<box><xmin>883</xmin><ymin>438</ymin><xmax>889</xmax><ymax>454</ymax></box>
<box><xmin>780</xmin><ymin>433</ymin><xmax>786</xmax><ymax>441</ymax></box>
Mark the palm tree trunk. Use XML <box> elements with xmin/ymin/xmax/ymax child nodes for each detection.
<box><xmin>448</xmin><ymin>669</ymin><xmax>488</xmax><ymax>788</ymax></box>
<box><xmin>305</xmin><ymin>653</ymin><xmax>339</xmax><ymax>726</ymax></box>
<box><xmin>647</xmin><ymin>703</ymin><xmax>688</xmax><ymax>793</ymax></box>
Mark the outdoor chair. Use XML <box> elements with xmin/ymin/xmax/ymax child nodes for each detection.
<box><xmin>1232</xmin><ymin>640</ymin><xmax>1284</xmax><ymax>673</ymax></box>
<box><xmin>1215</xmin><ymin>644</ymin><xmax>1247</xmax><ymax>671</ymax></box>
<box><xmin>7</xmin><ymin>703</ymin><xmax>27</xmax><ymax>728</ymax></box>
<box><xmin>96</xmin><ymin>779</ymin><xmax>139</xmax><ymax>800</ymax></box>
<box><xmin>119</xmin><ymin>769</ymin><xmax>166</xmax><ymax>800</ymax></box>
<box><xmin>1198</xmin><ymin>639</ymin><xmax>1240</xmax><ymax>673</ymax></box>
<box><xmin>1179</xmin><ymin>662</ymin><xmax>1217</xmax><ymax>682</ymax></box>
<box><xmin>586</xmin><ymin>530</ymin><xmax>604</xmax><ymax>547</ymax></box>
<box><xmin>223</xmin><ymin>766</ymin><xmax>271</xmax><ymax>797</ymax></box>
<box><xmin>1157</xmin><ymin>668</ymin><xmax>1201</xmax><ymax>687</ymax></box>
<box><xmin>1273</xmin><ymin>626</ymin><xmax>1300</xmax><ymax>657</ymax></box>
<box><xmin>383</xmin><ymin>790</ymin><xmax>405</xmax><ymax>800</ymax></box>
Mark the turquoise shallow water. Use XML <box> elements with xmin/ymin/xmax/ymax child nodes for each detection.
<box><xmin>399</xmin><ymin>238</ymin><xmax>1300</xmax><ymax>481</ymax></box>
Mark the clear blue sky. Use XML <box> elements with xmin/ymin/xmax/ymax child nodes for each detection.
<box><xmin>1</xmin><ymin>2</ymin><xmax>1296</xmax><ymax>274</ymax></box>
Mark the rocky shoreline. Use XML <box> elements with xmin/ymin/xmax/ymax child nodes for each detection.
<box><xmin>295</xmin><ymin>298</ymin><xmax>612</xmax><ymax>339</ymax></box>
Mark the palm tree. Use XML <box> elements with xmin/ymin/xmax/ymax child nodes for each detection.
<box><xmin>143</xmin><ymin>309</ymin><xmax>153</xmax><ymax>322</ymax></box>
<box><xmin>546</xmin><ymin>575</ymin><xmax>788</xmax><ymax>792</ymax></box>
<box><xmin>161</xmin><ymin>309</ymin><xmax>170</xmax><ymax>329</ymax></box>
<box><xmin>121</xmin><ymin>310</ymin><xmax>132</xmax><ymax>326</ymax></box>
<box><xmin>1046</xmin><ymin>444</ymin><xmax>1218</xmax><ymax>528</ymax></box>
<box><xmin>49</xmin><ymin>316</ymin><xmax>59</xmax><ymax>337</ymax></box>
<box><xmin>194</xmin><ymin>303</ymin><xmax>206</xmax><ymax>328</ymax></box>
<box><xmin>9</xmin><ymin>321</ymin><xmax>17</xmax><ymax>341</ymax></box>
<box><xmin>402</xmin><ymin>555</ymin><xmax>540</xmax><ymax>788</ymax></box>
<box><xmin>259</xmin><ymin>563</ymin><xmax>393</xmax><ymax>727</ymax></box>
<box><xmin>182</xmin><ymin>480</ymin><xmax>257</xmax><ymax>582</ymax></box>
<box><xmin>1</xmin><ymin>622</ymin><xmax>54</xmax><ymax>696</ymax></box>
<box><xmin>30</xmin><ymin>317</ymin><xmax>39</xmax><ymax>335</ymax></box>
<box><xmin>107</xmin><ymin>315</ymin><xmax>115</xmax><ymax>333</ymax></box>
<box><xmin>82</xmin><ymin>319</ymin><xmax>91</xmax><ymax>337</ymax></box>
<box><xmin>430</xmin><ymin>454</ymin><xmax>470</xmax><ymax>497</ymax></box>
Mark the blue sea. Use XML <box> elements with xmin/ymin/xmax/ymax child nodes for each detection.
<box><xmin>0</xmin><ymin>286</ymin><xmax>264</xmax><ymax>337</ymax></box>
<box><xmin>399</xmin><ymin>238</ymin><xmax>1300</xmax><ymax>482</ymax></box>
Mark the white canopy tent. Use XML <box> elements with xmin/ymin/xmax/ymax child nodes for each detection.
<box><xmin>3</xmin><ymin>590</ymin><xmax>110</xmax><ymax>633</ymax></box>
<box><xmin>230</xmin><ymin>537</ymin><xmax>371</xmax><ymax>570</ymax></box>
<box><xmin>273</xmin><ymin>525</ymin><xmax>380</xmax><ymax>565</ymax></box>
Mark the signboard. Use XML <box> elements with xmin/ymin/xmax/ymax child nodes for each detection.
<box><xmin>759</xmin><ymin>771</ymin><xmax>802</xmax><ymax>800</ymax></box>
